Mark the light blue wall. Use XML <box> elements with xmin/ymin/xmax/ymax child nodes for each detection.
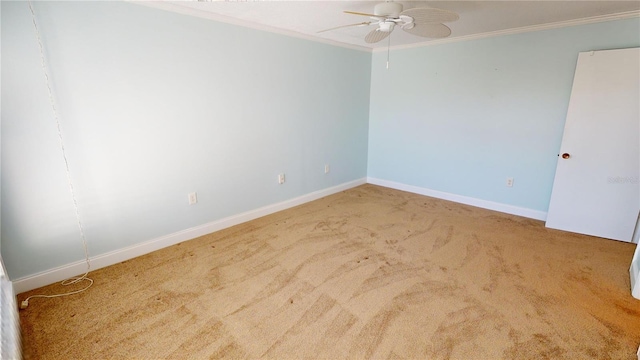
<box><xmin>368</xmin><ymin>18</ymin><xmax>640</xmax><ymax>212</ymax></box>
<box><xmin>2</xmin><ymin>1</ymin><xmax>639</xmax><ymax>281</ymax></box>
<box><xmin>1</xmin><ymin>2</ymin><xmax>371</xmax><ymax>279</ymax></box>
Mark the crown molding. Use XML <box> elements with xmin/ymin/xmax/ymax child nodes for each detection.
<box><xmin>128</xmin><ymin>1</ymin><xmax>373</xmax><ymax>53</ymax></box>
<box><xmin>125</xmin><ymin>2</ymin><xmax>638</xmax><ymax>54</ymax></box>
<box><xmin>374</xmin><ymin>10</ymin><xmax>640</xmax><ymax>53</ymax></box>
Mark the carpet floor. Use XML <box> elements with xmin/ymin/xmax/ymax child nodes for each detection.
<box><xmin>18</xmin><ymin>184</ymin><xmax>640</xmax><ymax>359</ymax></box>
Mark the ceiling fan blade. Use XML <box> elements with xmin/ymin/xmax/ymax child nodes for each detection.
<box><xmin>344</xmin><ymin>10</ymin><xmax>380</xmax><ymax>18</ymax></box>
<box><xmin>365</xmin><ymin>29</ymin><xmax>390</xmax><ymax>44</ymax></box>
<box><xmin>403</xmin><ymin>23</ymin><xmax>452</xmax><ymax>38</ymax></box>
<box><xmin>317</xmin><ymin>22</ymin><xmax>372</xmax><ymax>33</ymax></box>
<box><xmin>400</xmin><ymin>8</ymin><xmax>459</xmax><ymax>24</ymax></box>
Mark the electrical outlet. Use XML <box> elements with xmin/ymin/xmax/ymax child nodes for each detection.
<box><xmin>188</xmin><ymin>192</ymin><xmax>197</xmax><ymax>205</ymax></box>
<box><xmin>278</xmin><ymin>173</ymin><xmax>285</xmax><ymax>184</ymax></box>
<box><xmin>506</xmin><ymin>177</ymin><xmax>514</xmax><ymax>187</ymax></box>
<box><xmin>324</xmin><ymin>164</ymin><xmax>330</xmax><ymax>174</ymax></box>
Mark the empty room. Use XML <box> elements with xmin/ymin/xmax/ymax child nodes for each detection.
<box><xmin>2</xmin><ymin>1</ymin><xmax>640</xmax><ymax>359</ymax></box>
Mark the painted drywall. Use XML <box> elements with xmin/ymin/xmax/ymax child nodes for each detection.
<box><xmin>1</xmin><ymin>1</ymin><xmax>370</xmax><ymax>280</ymax></box>
<box><xmin>368</xmin><ymin>18</ymin><xmax>640</xmax><ymax>213</ymax></box>
<box><xmin>2</xmin><ymin>1</ymin><xmax>638</xmax><ymax>284</ymax></box>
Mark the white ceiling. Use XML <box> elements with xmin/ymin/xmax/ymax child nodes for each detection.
<box><xmin>140</xmin><ymin>1</ymin><xmax>640</xmax><ymax>51</ymax></box>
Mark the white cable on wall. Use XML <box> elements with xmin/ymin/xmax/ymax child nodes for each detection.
<box><xmin>21</xmin><ymin>1</ymin><xmax>93</xmax><ymax>309</ymax></box>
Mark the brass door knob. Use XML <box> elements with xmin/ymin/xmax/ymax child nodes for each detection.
<box><xmin>561</xmin><ymin>153</ymin><xmax>571</xmax><ymax>159</ymax></box>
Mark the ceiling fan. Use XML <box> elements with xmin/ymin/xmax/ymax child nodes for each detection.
<box><xmin>319</xmin><ymin>1</ymin><xmax>459</xmax><ymax>44</ymax></box>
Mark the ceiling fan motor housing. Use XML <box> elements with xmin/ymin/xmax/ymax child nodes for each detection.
<box><xmin>379</xmin><ymin>22</ymin><xmax>395</xmax><ymax>32</ymax></box>
<box><xmin>374</xmin><ymin>2</ymin><xmax>403</xmax><ymax>17</ymax></box>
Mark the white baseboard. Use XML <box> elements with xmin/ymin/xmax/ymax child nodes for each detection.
<box><xmin>367</xmin><ymin>177</ymin><xmax>548</xmax><ymax>221</ymax></box>
<box><xmin>12</xmin><ymin>178</ymin><xmax>366</xmax><ymax>294</ymax></box>
<box><xmin>632</xmin><ymin>245</ymin><xmax>640</xmax><ymax>300</ymax></box>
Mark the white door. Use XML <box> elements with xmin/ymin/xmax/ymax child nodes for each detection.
<box><xmin>546</xmin><ymin>48</ymin><xmax>639</xmax><ymax>242</ymax></box>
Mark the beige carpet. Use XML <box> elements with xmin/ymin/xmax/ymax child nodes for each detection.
<box><xmin>18</xmin><ymin>184</ymin><xmax>640</xmax><ymax>359</ymax></box>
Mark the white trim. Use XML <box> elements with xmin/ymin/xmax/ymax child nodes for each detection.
<box><xmin>12</xmin><ymin>178</ymin><xmax>366</xmax><ymax>294</ymax></box>
<box><xmin>128</xmin><ymin>2</ymin><xmax>638</xmax><ymax>53</ymax></box>
<box><xmin>632</xmin><ymin>244</ymin><xmax>640</xmax><ymax>300</ymax></box>
<box><xmin>367</xmin><ymin>177</ymin><xmax>547</xmax><ymax>221</ymax></box>
<box><xmin>129</xmin><ymin>1</ymin><xmax>372</xmax><ymax>53</ymax></box>
<box><xmin>374</xmin><ymin>10</ymin><xmax>640</xmax><ymax>52</ymax></box>
<box><xmin>0</xmin><ymin>256</ymin><xmax>6</xmax><ymax>279</ymax></box>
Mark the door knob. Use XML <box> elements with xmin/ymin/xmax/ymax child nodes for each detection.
<box><xmin>561</xmin><ymin>153</ymin><xmax>571</xmax><ymax>159</ymax></box>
